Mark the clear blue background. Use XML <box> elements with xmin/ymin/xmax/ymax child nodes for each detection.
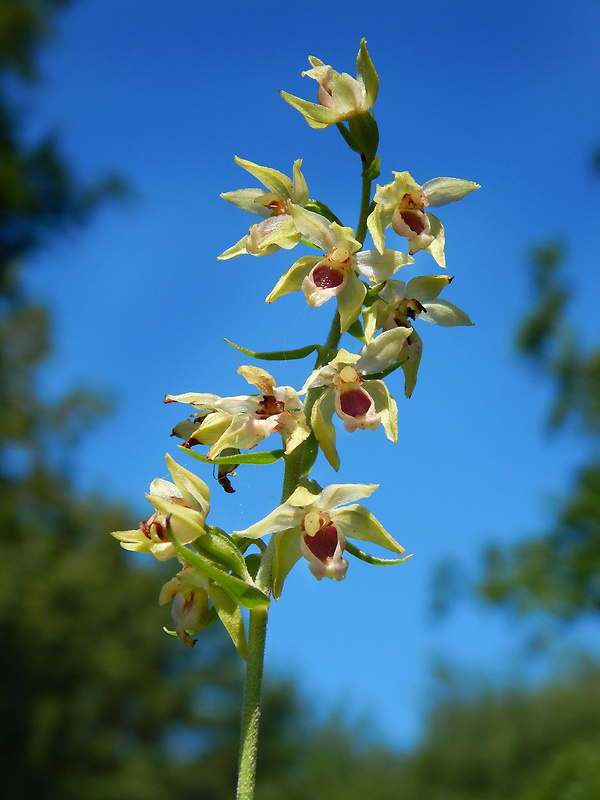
<box><xmin>20</xmin><ymin>0</ymin><xmax>600</xmax><ymax>746</ymax></box>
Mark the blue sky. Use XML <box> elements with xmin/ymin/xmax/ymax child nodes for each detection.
<box><xmin>19</xmin><ymin>0</ymin><xmax>600</xmax><ymax>746</ymax></box>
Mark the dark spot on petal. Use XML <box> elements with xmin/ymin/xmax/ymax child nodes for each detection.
<box><xmin>340</xmin><ymin>388</ymin><xmax>372</xmax><ymax>418</ymax></box>
<box><xmin>312</xmin><ymin>264</ymin><xmax>344</xmax><ymax>289</ymax></box>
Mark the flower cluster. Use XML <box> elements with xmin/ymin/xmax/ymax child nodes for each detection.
<box><xmin>111</xmin><ymin>40</ymin><xmax>477</xmax><ymax>661</ymax></box>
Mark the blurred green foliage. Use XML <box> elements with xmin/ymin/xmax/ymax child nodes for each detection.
<box><xmin>0</xmin><ymin>3</ymin><xmax>244</xmax><ymax>797</ymax></box>
<box><xmin>255</xmin><ymin>665</ymin><xmax>600</xmax><ymax>800</ymax></box>
<box><xmin>0</xmin><ymin>0</ymin><xmax>125</xmax><ymax>294</ymax></box>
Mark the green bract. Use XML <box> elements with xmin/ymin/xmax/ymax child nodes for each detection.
<box><xmin>218</xmin><ymin>156</ymin><xmax>309</xmax><ymax>259</ymax></box>
<box><xmin>280</xmin><ymin>38</ymin><xmax>378</xmax><ymax>130</ymax></box>
<box><xmin>367</xmin><ymin>171</ymin><xmax>480</xmax><ymax>266</ymax></box>
<box><xmin>234</xmin><ymin>482</ymin><xmax>404</xmax><ymax>599</ymax></box>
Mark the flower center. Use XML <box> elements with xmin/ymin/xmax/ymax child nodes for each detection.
<box><xmin>139</xmin><ymin>511</ymin><xmax>169</xmax><ymax>542</ymax></box>
<box><xmin>303</xmin><ymin>510</ymin><xmax>323</xmax><ymax>536</ymax></box>
<box><xmin>397</xmin><ymin>191</ymin><xmax>430</xmax><ymax>234</ymax></box>
<box><xmin>333</xmin><ymin>365</ymin><xmax>361</xmax><ymax>393</ymax></box>
<box><xmin>328</xmin><ymin>246</ymin><xmax>352</xmax><ymax>266</ymax></box>
<box><xmin>396</xmin><ymin>297</ymin><xmax>427</xmax><ymax>320</ymax></box>
<box><xmin>255</xmin><ymin>193</ymin><xmax>288</xmax><ymax>217</ymax></box>
<box><xmin>256</xmin><ymin>394</ymin><xmax>285</xmax><ymax>417</ymax></box>
<box><xmin>399</xmin><ymin>190</ymin><xmax>428</xmax><ymax>212</ymax></box>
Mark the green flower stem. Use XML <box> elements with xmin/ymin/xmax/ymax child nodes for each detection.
<box><xmin>318</xmin><ymin>308</ymin><xmax>342</xmax><ymax>367</ymax></box>
<box><xmin>236</xmin><ymin>604</ymin><xmax>268</xmax><ymax>800</ymax></box>
<box><xmin>356</xmin><ymin>169</ymin><xmax>373</xmax><ymax>246</ymax></box>
<box><xmin>281</xmin><ymin>447</ymin><xmax>305</xmax><ymax>503</ymax></box>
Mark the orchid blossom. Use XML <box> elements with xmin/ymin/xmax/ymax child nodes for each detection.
<box><xmin>111</xmin><ymin>454</ymin><xmax>210</xmax><ymax>561</ymax></box>
<box><xmin>280</xmin><ymin>39</ymin><xmax>378</xmax><ymax>130</ymax></box>
<box><xmin>165</xmin><ymin>365</ymin><xmax>310</xmax><ymax>458</ymax></box>
<box><xmin>234</xmin><ymin>482</ymin><xmax>404</xmax><ymax>598</ymax></box>
<box><xmin>367</xmin><ymin>171</ymin><xmax>480</xmax><ymax>266</ymax></box>
<box><xmin>267</xmin><ymin>204</ymin><xmax>412</xmax><ymax>333</ymax></box>
<box><xmin>218</xmin><ymin>156</ymin><xmax>309</xmax><ymax>259</ymax></box>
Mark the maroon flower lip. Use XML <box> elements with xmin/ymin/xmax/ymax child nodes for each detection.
<box><xmin>312</xmin><ymin>263</ymin><xmax>345</xmax><ymax>289</ymax></box>
<box><xmin>303</xmin><ymin>524</ymin><xmax>340</xmax><ymax>563</ymax></box>
<box><xmin>339</xmin><ymin>387</ymin><xmax>372</xmax><ymax>418</ymax></box>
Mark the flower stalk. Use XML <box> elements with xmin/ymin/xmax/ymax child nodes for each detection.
<box><xmin>236</xmin><ymin>606</ymin><xmax>269</xmax><ymax>800</ymax></box>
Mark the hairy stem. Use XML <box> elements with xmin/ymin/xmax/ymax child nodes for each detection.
<box><xmin>236</xmin><ymin>605</ymin><xmax>269</xmax><ymax>800</ymax></box>
<box><xmin>356</xmin><ymin>166</ymin><xmax>373</xmax><ymax>246</ymax></box>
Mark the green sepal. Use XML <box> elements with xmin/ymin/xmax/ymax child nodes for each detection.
<box><xmin>272</xmin><ymin>528</ymin><xmax>302</xmax><ymax>600</ymax></box>
<box><xmin>335</xmin><ymin>121</ymin><xmax>361</xmax><ymax>153</ymax></box>
<box><xmin>348</xmin><ymin>112</ymin><xmax>379</xmax><ymax>166</ymax></box>
<box><xmin>224</xmin><ymin>338</ymin><xmax>321</xmax><ymax>362</ymax></box>
<box><xmin>311</xmin><ymin>388</ymin><xmax>339</xmax><ymax>471</ymax></box>
<box><xmin>304</xmin><ymin>198</ymin><xmax>343</xmax><ymax>226</ymax></box>
<box><xmin>361</xmin><ymin>357</ymin><xmax>408</xmax><ymax>381</ymax></box>
<box><xmin>364</xmin><ymin>286</ymin><xmax>383</xmax><ymax>306</ymax></box>
<box><xmin>346</xmin><ymin>318</ymin><xmax>366</xmax><ymax>343</ymax></box>
<box><xmin>345</xmin><ymin>541</ymin><xmax>414</xmax><ymax>566</ymax></box>
<box><xmin>362</xmin><ymin>154</ymin><xmax>380</xmax><ymax>182</ymax></box>
<box><xmin>171</xmin><ymin>418</ymin><xmax>203</xmax><ymax>441</ymax></box>
<box><xmin>194</xmin><ymin>526</ymin><xmax>251</xmax><ymax>581</ymax></box>
<box><xmin>230</xmin><ymin>533</ymin><xmax>258</xmax><ymax>554</ymax></box>
<box><xmin>301</xmin><ymin>432</ymin><xmax>319</xmax><ymax>477</ymax></box>
<box><xmin>179</xmin><ymin>445</ymin><xmax>285</xmax><ymax>466</ymax></box>
<box><xmin>166</xmin><ymin>529</ymin><xmax>270</xmax><ymax>610</ymax></box>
